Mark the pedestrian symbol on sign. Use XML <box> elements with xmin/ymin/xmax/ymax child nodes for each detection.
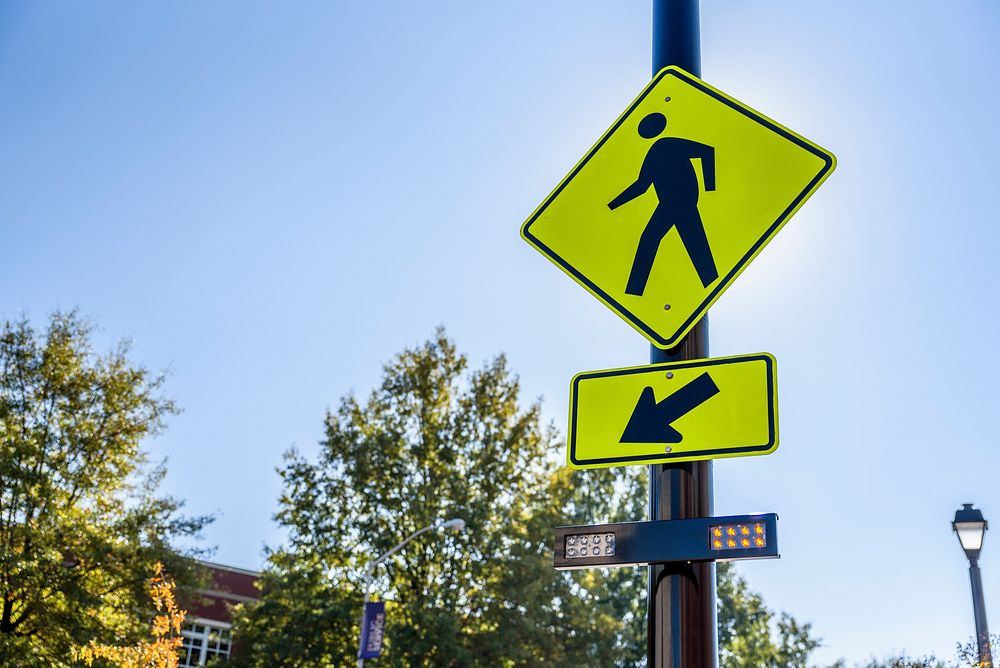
<box><xmin>521</xmin><ymin>66</ymin><xmax>835</xmax><ymax>349</ymax></box>
<box><xmin>609</xmin><ymin>112</ymin><xmax>718</xmax><ymax>296</ymax></box>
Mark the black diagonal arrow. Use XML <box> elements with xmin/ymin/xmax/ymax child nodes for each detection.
<box><xmin>619</xmin><ymin>372</ymin><xmax>720</xmax><ymax>444</ymax></box>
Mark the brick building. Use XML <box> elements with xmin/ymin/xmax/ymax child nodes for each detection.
<box><xmin>179</xmin><ymin>561</ymin><xmax>261</xmax><ymax>667</ymax></box>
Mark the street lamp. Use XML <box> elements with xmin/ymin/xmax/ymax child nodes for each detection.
<box><xmin>356</xmin><ymin>518</ymin><xmax>465</xmax><ymax>667</ymax></box>
<box><xmin>953</xmin><ymin>503</ymin><xmax>993</xmax><ymax>667</ymax></box>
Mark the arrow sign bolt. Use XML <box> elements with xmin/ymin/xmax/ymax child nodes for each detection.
<box><xmin>620</xmin><ymin>372</ymin><xmax>721</xmax><ymax>444</ymax></box>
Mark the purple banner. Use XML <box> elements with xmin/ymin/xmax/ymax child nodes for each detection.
<box><xmin>358</xmin><ymin>601</ymin><xmax>386</xmax><ymax>659</ymax></box>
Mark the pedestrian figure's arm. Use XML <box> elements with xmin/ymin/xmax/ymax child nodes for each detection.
<box><xmin>694</xmin><ymin>142</ymin><xmax>716</xmax><ymax>192</ymax></box>
<box><xmin>608</xmin><ymin>167</ymin><xmax>652</xmax><ymax>210</ymax></box>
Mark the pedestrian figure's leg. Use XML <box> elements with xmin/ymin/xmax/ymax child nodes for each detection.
<box><xmin>674</xmin><ymin>208</ymin><xmax>718</xmax><ymax>288</ymax></box>
<box><xmin>626</xmin><ymin>216</ymin><xmax>670</xmax><ymax>296</ymax></box>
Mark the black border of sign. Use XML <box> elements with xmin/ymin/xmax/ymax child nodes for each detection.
<box><xmin>568</xmin><ymin>353</ymin><xmax>776</xmax><ymax>467</ymax></box>
<box><xmin>521</xmin><ymin>67</ymin><xmax>836</xmax><ymax>349</ymax></box>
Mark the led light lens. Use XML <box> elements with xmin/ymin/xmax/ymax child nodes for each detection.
<box><xmin>710</xmin><ymin>523</ymin><xmax>767</xmax><ymax>551</ymax></box>
<box><xmin>565</xmin><ymin>533</ymin><xmax>615</xmax><ymax>559</ymax></box>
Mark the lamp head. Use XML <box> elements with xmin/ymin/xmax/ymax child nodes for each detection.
<box><xmin>953</xmin><ymin>503</ymin><xmax>988</xmax><ymax>561</ymax></box>
<box><xmin>439</xmin><ymin>518</ymin><xmax>466</xmax><ymax>532</ymax></box>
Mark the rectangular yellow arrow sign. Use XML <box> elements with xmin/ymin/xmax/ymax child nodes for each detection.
<box><xmin>568</xmin><ymin>353</ymin><xmax>778</xmax><ymax>469</ymax></box>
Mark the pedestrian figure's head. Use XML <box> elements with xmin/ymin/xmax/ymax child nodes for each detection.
<box><xmin>637</xmin><ymin>112</ymin><xmax>666</xmax><ymax>139</ymax></box>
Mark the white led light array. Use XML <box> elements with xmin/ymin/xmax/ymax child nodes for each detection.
<box><xmin>565</xmin><ymin>532</ymin><xmax>615</xmax><ymax>558</ymax></box>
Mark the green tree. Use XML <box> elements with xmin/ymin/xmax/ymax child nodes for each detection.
<box><xmin>850</xmin><ymin>655</ymin><xmax>949</xmax><ymax>668</ymax></box>
<box><xmin>0</xmin><ymin>312</ymin><xmax>211</xmax><ymax>666</ymax></box>
<box><xmin>232</xmin><ymin>330</ymin><xmax>640</xmax><ymax>666</ymax></box>
<box><xmin>564</xmin><ymin>465</ymin><xmax>837</xmax><ymax>668</ymax></box>
<box><xmin>560</xmin><ymin>465</ymin><xmax>647</xmax><ymax>667</ymax></box>
<box><xmin>232</xmin><ymin>330</ymin><xmax>823</xmax><ymax>667</ymax></box>
<box><xmin>844</xmin><ymin>635</ymin><xmax>999</xmax><ymax>668</ymax></box>
<box><xmin>79</xmin><ymin>562</ymin><xmax>186</xmax><ymax>668</ymax></box>
<box><xmin>716</xmin><ymin>561</ymin><xmax>820</xmax><ymax>668</ymax></box>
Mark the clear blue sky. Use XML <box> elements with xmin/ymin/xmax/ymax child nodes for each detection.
<box><xmin>2</xmin><ymin>1</ymin><xmax>999</xmax><ymax>664</ymax></box>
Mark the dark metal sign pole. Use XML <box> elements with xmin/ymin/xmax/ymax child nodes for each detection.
<box><xmin>648</xmin><ymin>2</ymin><xmax>717</xmax><ymax>667</ymax></box>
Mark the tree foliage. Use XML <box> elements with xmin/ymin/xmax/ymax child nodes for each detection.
<box><xmin>232</xmin><ymin>331</ymin><xmax>646</xmax><ymax>666</ymax></box>
<box><xmin>79</xmin><ymin>562</ymin><xmax>186</xmax><ymax>668</ymax></box>
<box><xmin>717</xmin><ymin>561</ymin><xmax>820</xmax><ymax>668</ymax></box>
<box><xmin>841</xmin><ymin>636</ymin><xmax>1000</xmax><ymax>668</ymax></box>
<box><xmin>231</xmin><ymin>330</ymin><xmax>822</xmax><ymax>667</ymax></box>
<box><xmin>0</xmin><ymin>312</ymin><xmax>210</xmax><ymax>666</ymax></box>
<box><xmin>955</xmin><ymin>635</ymin><xmax>999</xmax><ymax>668</ymax></box>
<box><xmin>846</xmin><ymin>655</ymin><xmax>949</xmax><ymax>668</ymax></box>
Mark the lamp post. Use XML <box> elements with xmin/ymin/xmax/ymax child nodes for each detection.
<box><xmin>356</xmin><ymin>518</ymin><xmax>466</xmax><ymax>668</ymax></box>
<box><xmin>954</xmin><ymin>503</ymin><xmax>993</xmax><ymax>667</ymax></box>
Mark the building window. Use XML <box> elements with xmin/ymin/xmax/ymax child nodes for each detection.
<box><xmin>180</xmin><ymin>621</ymin><xmax>232</xmax><ymax>666</ymax></box>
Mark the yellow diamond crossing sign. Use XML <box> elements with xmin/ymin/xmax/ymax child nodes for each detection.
<box><xmin>522</xmin><ymin>66</ymin><xmax>836</xmax><ymax>348</ymax></box>
<box><xmin>567</xmin><ymin>353</ymin><xmax>777</xmax><ymax>469</ymax></box>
